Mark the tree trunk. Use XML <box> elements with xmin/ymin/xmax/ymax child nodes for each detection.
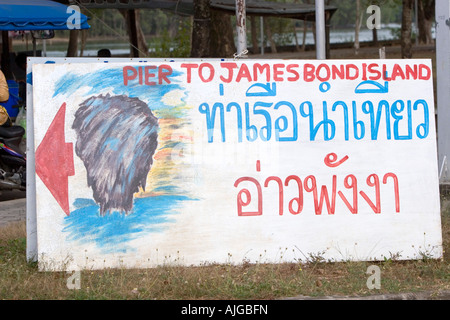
<box><xmin>292</xmin><ymin>22</ymin><xmax>300</xmax><ymax>51</ymax></box>
<box><xmin>209</xmin><ymin>11</ymin><xmax>236</xmax><ymax>57</ymax></box>
<box><xmin>401</xmin><ymin>0</ymin><xmax>414</xmax><ymax>58</ymax></box>
<box><xmin>127</xmin><ymin>10</ymin><xmax>139</xmax><ymax>57</ymax></box>
<box><xmin>304</xmin><ymin>0</ymin><xmax>312</xmax><ymax>50</ymax></box>
<box><xmin>417</xmin><ymin>0</ymin><xmax>435</xmax><ymax>44</ymax></box>
<box><xmin>355</xmin><ymin>0</ymin><xmax>361</xmax><ymax>55</ymax></box>
<box><xmin>119</xmin><ymin>9</ymin><xmax>149</xmax><ymax>57</ymax></box>
<box><xmin>372</xmin><ymin>28</ymin><xmax>378</xmax><ymax>46</ymax></box>
<box><xmin>66</xmin><ymin>30</ymin><xmax>78</xmax><ymax>57</ymax></box>
<box><xmin>79</xmin><ymin>29</ymin><xmax>87</xmax><ymax>57</ymax></box>
<box><xmin>302</xmin><ymin>20</ymin><xmax>307</xmax><ymax>51</ymax></box>
<box><xmin>264</xmin><ymin>17</ymin><xmax>277</xmax><ymax>54</ymax></box>
<box><xmin>191</xmin><ymin>0</ymin><xmax>211</xmax><ymax>57</ymax></box>
<box><xmin>135</xmin><ymin>10</ymin><xmax>149</xmax><ymax>56</ymax></box>
<box><xmin>250</xmin><ymin>16</ymin><xmax>259</xmax><ymax>54</ymax></box>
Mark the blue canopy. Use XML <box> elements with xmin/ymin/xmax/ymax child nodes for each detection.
<box><xmin>0</xmin><ymin>0</ymin><xmax>90</xmax><ymax>31</ymax></box>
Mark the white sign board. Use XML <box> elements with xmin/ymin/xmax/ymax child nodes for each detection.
<box><xmin>31</xmin><ymin>59</ymin><xmax>442</xmax><ymax>271</ymax></box>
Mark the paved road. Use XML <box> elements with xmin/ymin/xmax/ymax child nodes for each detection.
<box><xmin>0</xmin><ymin>190</ymin><xmax>26</xmax><ymax>201</ymax></box>
<box><xmin>0</xmin><ymin>191</ymin><xmax>26</xmax><ymax>227</ymax></box>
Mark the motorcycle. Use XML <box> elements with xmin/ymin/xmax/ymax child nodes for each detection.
<box><xmin>0</xmin><ymin>119</ymin><xmax>26</xmax><ymax>191</ymax></box>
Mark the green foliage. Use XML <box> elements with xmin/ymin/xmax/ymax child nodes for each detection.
<box><xmin>148</xmin><ymin>17</ymin><xmax>191</xmax><ymax>58</ymax></box>
<box><xmin>170</xmin><ymin>18</ymin><xmax>192</xmax><ymax>58</ymax></box>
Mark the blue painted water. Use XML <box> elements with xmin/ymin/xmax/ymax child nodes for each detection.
<box><xmin>63</xmin><ymin>195</ymin><xmax>195</xmax><ymax>254</ymax></box>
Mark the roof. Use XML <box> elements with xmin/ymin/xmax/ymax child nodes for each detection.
<box><xmin>0</xmin><ymin>0</ymin><xmax>90</xmax><ymax>31</ymax></box>
<box><xmin>58</xmin><ymin>0</ymin><xmax>337</xmax><ymax>20</ymax></box>
<box><xmin>212</xmin><ymin>0</ymin><xmax>337</xmax><ymax>20</ymax></box>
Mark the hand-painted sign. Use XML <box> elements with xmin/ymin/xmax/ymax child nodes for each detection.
<box><xmin>31</xmin><ymin>59</ymin><xmax>442</xmax><ymax>271</ymax></box>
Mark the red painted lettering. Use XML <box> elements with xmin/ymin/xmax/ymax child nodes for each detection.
<box><xmin>265</xmin><ymin>176</ymin><xmax>284</xmax><ymax>215</ymax></box>
<box><xmin>123</xmin><ymin>66</ymin><xmax>137</xmax><ymax>86</ymax></box>
<box><xmin>236</xmin><ymin>63</ymin><xmax>252</xmax><ymax>82</ymax></box>
<box><xmin>305</xmin><ymin>175</ymin><xmax>337</xmax><ymax>215</ymax></box>
<box><xmin>158</xmin><ymin>64</ymin><xmax>172</xmax><ymax>84</ymax></box>
<box><xmin>199</xmin><ymin>63</ymin><xmax>215</xmax><ymax>82</ymax></box>
<box><xmin>235</xmin><ymin>158</ymin><xmax>400</xmax><ymax>217</ymax></box>
<box><xmin>304</xmin><ymin>63</ymin><xmax>315</xmax><ymax>82</ymax></box>
<box><xmin>391</xmin><ymin>64</ymin><xmax>406</xmax><ymax>81</ymax></box>
<box><xmin>273</xmin><ymin>64</ymin><xmax>285</xmax><ymax>81</ymax></box>
<box><xmin>405</xmin><ymin>64</ymin><xmax>417</xmax><ymax>79</ymax></box>
<box><xmin>368</xmin><ymin>63</ymin><xmax>381</xmax><ymax>80</ymax></box>
<box><xmin>419</xmin><ymin>64</ymin><xmax>431</xmax><ymax>80</ymax></box>
<box><xmin>253</xmin><ymin>63</ymin><xmax>270</xmax><ymax>82</ymax></box>
<box><xmin>382</xmin><ymin>64</ymin><xmax>392</xmax><ymax>81</ymax></box>
<box><xmin>346</xmin><ymin>64</ymin><xmax>359</xmax><ymax>80</ymax></box>
<box><xmin>286</xmin><ymin>64</ymin><xmax>300</xmax><ymax>81</ymax></box>
<box><xmin>360</xmin><ymin>174</ymin><xmax>381</xmax><ymax>213</ymax></box>
<box><xmin>220</xmin><ymin>62</ymin><xmax>237</xmax><ymax>83</ymax></box>
<box><xmin>316</xmin><ymin>64</ymin><xmax>331</xmax><ymax>82</ymax></box>
<box><xmin>144</xmin><ymin>66</ymin><xmax>156</xmax><ymax>85</ymax></box>
<box><xmin>338</xmin><ymin>175</ymin><xmax>358</xmax><ymax>214</ymax></box>
<box><xmin>181</xmin><ymin>63</ymin><xmax>198</xmax><ymax>83</ymax></box>
<box><xmin>362</xmin><ymin>63</ymin><xmax>367</xmax><ymax>81</ymax></box>
<box><xmin>332</xmin><ymin>65</ymin><xmax>345</xmax><ymax>80</ymax></box>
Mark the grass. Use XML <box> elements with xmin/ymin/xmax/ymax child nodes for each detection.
<box><xmin>0</xmin><ymin>195</ymin><xmax>448</xmax><ymax>300</ymax></box>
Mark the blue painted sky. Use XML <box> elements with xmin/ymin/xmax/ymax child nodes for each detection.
<box><xmin>52</xmin><ymin>65</ymin><xmax>185</xmax><ymax>111</ymax></box>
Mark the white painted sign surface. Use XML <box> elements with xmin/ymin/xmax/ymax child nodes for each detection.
<box><xmin>31</xmin><ymin>59</ymin><xmax>442</xmax><ymax>271</ymax></box>
<box><xmin>26</xmin><ymin>57</ymin><xmax>198</xmax><ymax>262</ymax></box>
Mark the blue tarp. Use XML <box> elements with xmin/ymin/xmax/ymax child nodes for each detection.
<box><xmin>3</xmin><ymin>80</ymin><xmax>20</xmax><ymax>117</ymax></box>
<box><xmin>0</xmin><ymin>0</ymin><xmax>90</xmax><ymax>31</ymax></box>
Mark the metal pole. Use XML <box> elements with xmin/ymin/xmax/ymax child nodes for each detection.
<box><xmin>235</xmin><ymin>0</ymin><xmax>247</xmax><ymax>56</ymax></box>
<box><xmin>436</xmin><ymin>0</ymin><xmax>450</xmax><ymax>184</ymax></box>
<box><xmin>26</xmin><ymin>59</ymin><xmax>37</xmax><ymax>262</ymax></box>
<box><xmin>315</xmin><ymin>0</ymin><xmax>326</xmax><ymax>59</ymax></box>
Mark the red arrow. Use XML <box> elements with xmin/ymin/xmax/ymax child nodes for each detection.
<box><xmin>36</xmin><ymin>102</ymin><xmax>75</xmax><ymax>215</ymax></box>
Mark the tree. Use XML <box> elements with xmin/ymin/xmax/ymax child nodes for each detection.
<box><xmin>66</xmin><ymin>30</ymin><xmax>78</xmax><ymax>57</ymax></box>
<box><xmin>417</xmin><ymin>0</ymin><xmax>434</xmax><ymax>44</ymax></box>
<box><xmin>355</xmin><ymin>0</ymin><xmax>361</xmax><ymax>54</ymax></box>
<box><xmin>264</xmin><ymin>17</ymin><xmax>277</xmax><ymax>54</ymax></box>
<box><xmin>190</xmin><ymin>0</ymin><xmax>237</xmax><ymax>58</ymax></box>
<box><xmin>209</xmin><ymin>11</ymin><xmax>236</xmax><ymax>57</ymax></box>
<box><xmin>119</xmin><ymin>9</ymin><xmax>149</xmax><ymax>57</ymax></box>
<box><xmin>401</xmin><ymin>0</ymin><xmax>413</xmax><ymax>58</ymax></box>
<box><xmin>250</xmin><ymin>16</ymin><xmax>259</xmax><ymax>54</ymax></box>
<box><xmin>190</xmin><ymin>0</ymin><xmax>211</xmax><ymax>57</ymax></box>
